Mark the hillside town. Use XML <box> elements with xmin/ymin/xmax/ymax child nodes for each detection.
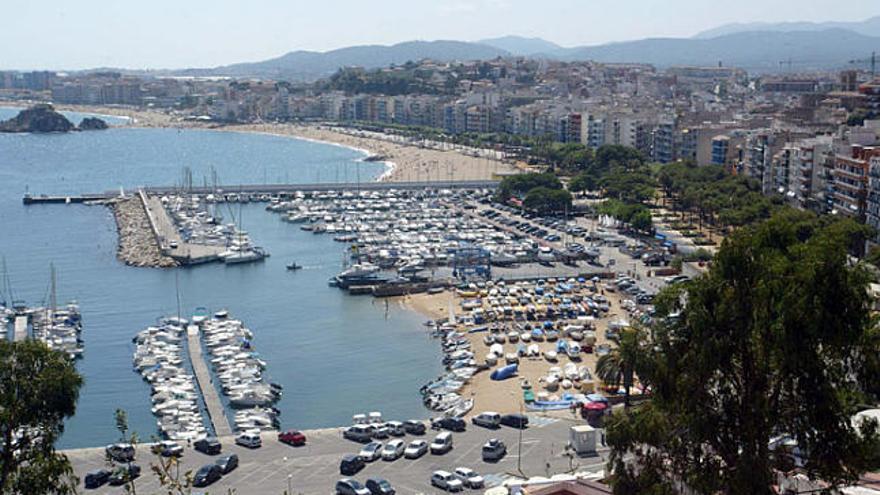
<box><xmin>6</xmin><ymin>59</ymin><xmax>880</xmax><ymax>231</ymax></box>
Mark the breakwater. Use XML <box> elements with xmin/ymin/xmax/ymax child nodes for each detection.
<box><xmin>109</xmin><ymin>196</ymin><xmax>178</xmax><ymax>268</ymax></box>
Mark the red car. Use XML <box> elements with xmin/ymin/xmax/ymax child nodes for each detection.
<box><xmin>278</xmin><ymin>430</ymin><xmax>306</xmax><ymax>446</ymax></box>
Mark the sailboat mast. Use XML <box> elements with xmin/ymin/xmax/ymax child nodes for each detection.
<box><xmin>49</xmin><ymin>262</ymin><xmax>57</xmax><ymax>317</ymax></box>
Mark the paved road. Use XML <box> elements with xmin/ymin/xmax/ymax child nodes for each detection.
<box><xmin>66</xmin><ymin>415</ymin><xmax>607</xmax><ymax>494</ymax></box>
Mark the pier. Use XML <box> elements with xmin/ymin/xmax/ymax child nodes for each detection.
<box><xmin>21</xmin><ymin>179</ymin><xmax>500</xmax><ymax>204</ymax></box>
<box><xmin>13</xmin><ymin>316</ymin><xmax>27</xmax><ymax>341</ymax></box>
<box><xmin>186</xmin><ymin>324</ymin><xmax>232</xmax><ymax>437</ymax></box>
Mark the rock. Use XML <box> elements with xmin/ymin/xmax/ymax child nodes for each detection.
<box><xmin>0</xmin><ymin>104</ymin><xmax>75</xmax><ymax>133</ymax></box>
<box><xmin>78</xmin><ymin>117</ymin><xmax>109</xmax><ymax>131</ymax></box>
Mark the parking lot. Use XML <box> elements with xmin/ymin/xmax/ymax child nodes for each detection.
<box><xmin>66</xmin><ymin>415</ymin><xmax>608</xmax><ymax>494</ymax></box>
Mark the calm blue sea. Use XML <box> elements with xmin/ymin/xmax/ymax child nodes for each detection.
<box><xmin>0</xmin><ymin>107</ymin><xmax>443</xmax><ymax>448</ymax></box>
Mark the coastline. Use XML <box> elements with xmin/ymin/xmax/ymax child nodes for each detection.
<box><xmin>0</xmin><ymin>100</ymin><xmax>517</xmax><ymax>183</ymax></box>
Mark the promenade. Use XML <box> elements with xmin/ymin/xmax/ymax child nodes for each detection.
<box><xmin>187</xmin><ymin>324</ymin><xmax>232</xmax><ymax>438</ymax></box>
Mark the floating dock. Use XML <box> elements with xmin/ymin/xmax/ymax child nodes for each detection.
<box><xmin>13</xmin><ymin>316</ymin><xmax>28</xmax><ymax>341</ymax></box>
<box><xmin>186</xmin><ymin>324</ymin><xmax>232</xmax><ymax>437</ymax></box>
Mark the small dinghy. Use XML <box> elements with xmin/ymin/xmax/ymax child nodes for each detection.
<box><xmin>286</xmin><ymin>262</ymin><xmax>302</xmax><ymax>271</ymax></box>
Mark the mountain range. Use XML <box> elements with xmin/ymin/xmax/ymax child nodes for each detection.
<box><xmin>160</xmin><ymin>16</ymin><xmax>880</xmax><ymax>80</ymax></box>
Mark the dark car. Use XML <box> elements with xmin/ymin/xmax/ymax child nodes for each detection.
<box><xmin>105</xmin><ymin>443</ymin><xmax>135</xmax><ymax>463</ymax></box>
<box><xmin>194</xmin><ymin>437</ymin><xmax>222</xmax><ymax>455</ymax></box>
<box><xmin>403</xmin><ymin>420</ymin><xmax>426</xmax><ymax>435</ymax></box>
<box><xmin>278</xmin><ymin>429</ymin><xmax>306</xmax><ymax>446</ymax></box>
<box><xmin>340</xmin><ymin>454</ymin><xmax>365</xmax><ymax>475</ymax></box>
<box><xmin>500</xmin><ymin>413</ymin><xmax>529</xmax><ymax>429</ymax></box>
<box><xmin>83</xmin><ymin>469</ymin><xmax>111</xmax><ymax>489</ymax></box>
<box><xmin>432</xmin><ymin>416</ymin><xmax>466</xmax><ymax>432</ymax></box>
<box><xmin>215</xmin><ymin>453</ymin><xmax>239</xmax><ymax>474</ymax></box>
<box><xmin>193</xmin><ymin>464</ymin><xmax>222</xmax><ymax>487</ymax></box>
<box><xmin>366</xmin><ymin>477</ymin><xmax>396</xmax><ymax>495</ymax></box>
<box><xmin>108</xmin><ymin>464</ymin><xmax>141</xmax><ymax>486</ymax></box>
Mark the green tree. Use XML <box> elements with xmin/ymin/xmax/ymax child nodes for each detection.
<box><xmin>0</xmin><ymin>340</ymin><xmax>83</xmax><ymax>495</ymax></box>
<box><xmin>496</xmin><ymin>172</ymin><xmax>562</xmax><ymax>202</ymax></box>
<box><xmin>595</xmin><ymin>327</ymin><xmax>652</xmax><ymax>408</ymax></box>
<box><xmin>607</xmin><ymin>210</ymin><xmax>880</xmax><ymax>495</ymax></box>
<box><xmin>523</xmin><ymin>187</ymin><xmax>572</xmax><ymax>214</ymax></box>
<box><xmin>568</xmin><ymin>172</ymin><xmax>597</xmax><ymax>195</ymax></box>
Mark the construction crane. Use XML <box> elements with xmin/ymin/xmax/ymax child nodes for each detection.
<box><xmin>849</xmin><ymin>51</ymin><xmax>877</xmax><ymax>78</ymax></box>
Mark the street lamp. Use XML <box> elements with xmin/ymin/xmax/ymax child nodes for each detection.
<box><xmin>509</xmin><ymin>391</ymin><xmax>525</xmax><ymax>478</ymax></box>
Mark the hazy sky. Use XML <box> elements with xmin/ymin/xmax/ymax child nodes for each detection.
<box><xmin>3</xmin><ymin>0</ymin><xmax>878</xmax><ymax>70</ymax></box>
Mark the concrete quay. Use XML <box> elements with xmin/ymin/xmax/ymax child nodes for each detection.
<box><xmin>64</xmin><ymin>414</ymin><xmax>606</xmax><ymax>495</ymax></box>
<box><xmin>141</xmin><ymin>194</ymin><xmax>226</xmax><ymax>265</ymax></box>
<box><xmin>187</xmin><ymin>324</ymin><xmax>233</xmax><ymax>438</ymax></box>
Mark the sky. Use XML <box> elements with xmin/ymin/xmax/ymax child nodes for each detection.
<box><xmin>2</xmin><ymin>0</ymin><xmax>879</xmax><ymax>70</ymax></box>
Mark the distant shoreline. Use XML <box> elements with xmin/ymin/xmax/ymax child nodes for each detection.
<box><xmin>0</xmin><ymin>100</ymin><xmax>517</xmax><ymax>183</ymax></box>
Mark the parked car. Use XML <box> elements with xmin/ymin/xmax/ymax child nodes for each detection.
<box><xmin>193</xmin><ymin>464</ymin><xmax>222</xmax><ymax>487</ymax></box>
<box><xmin>371</xmin><ymin>424</ymin><xmax>390</xmax><ymax>439</ymax></box>
<box><xmin>194</xmin><ymin>437</ymin><xmax>221</xmax><ymax>455</ymax></box>
<box><xmin>472</xmin><ymin>411</ymin><xmax>501</xmax><ymax>429</ymax></box>
<box><xmin>431</xmin><ymin>470</ymin><xmax>464</xmax><ymax>492</ymax></box>
<box><xmin>152</xmin><ymin>440</ymin><xmax>183</xmax><ymax>457</ymax></box>
<box><xmin>453</xmin><ymin>467</ymin><xmax>485</xmax><ymax>488</ymax></box>
<box><xmin>108</xmin><ymin>464</ymin><xmax>141</xmax><ymax>486</ymax></box>
<box><xmin>432</xmin><ymin>416</ymin><xmax>466</xmax><ymax>432</ymax></box>
<box><xmin>83</xmin><ymin>469</ymin><xmax>111</xmax><ymax>489</ymax></box>
<box><xmin>215</xmin><ymin>453</ymin><xmax>239</xmax><ymax>474</ymax></box>
<box><xmin>482</xmin><ymin>438</ymin><xmax>507</xmax><ymax>462</ymax></box>
<box><xmin>403</xmin><ymin>420</ymin><xmax>426</xmax><ymax>435</ymax></box>
<box><xmin>381</xmin><ymin>439</ymin><xmax>405</xmax><ymax>461</ymax></box>
<box><xmin>278</xmin><ymin>429</ymin><xmax>306</xmax><ymax>446</ymax></box>
<box><xmin>336</xmin><ymin>478</ymin><xmax>371</xmax><ymax>495</ymax></box>
<box><xmin>235</xmin><ymin>431</ymin><xmax>262</xmax><ymax>448</ymax></box>
<box><xmin>366</xmin><ymin>477</ymin><xmax>396</xmax><ymax>495</ymax></box>
<box><xmin>358</xmin><ymin>442</ymin><xmax>383</xmax><ymax>462</ymax></box>
<box><xmin>340</xmin><ymin>454</ymin><xmax>365</xmax><ymax>475</ymax></box>
<box><xmin>404</xmin><ymin>439</ymin><xmax>428</xmax><ymax>459</ymax></box>
<box><xmin>343</xmin><ymin>424</ymin><xmax>374</xmax><ymax>443</ymax></box>
<box><xmin>385</xmin><ymin>421</ymin><xmax>405</xmax><ymax>436</ymax></box>
<box><xmin>105</xmin><ymin>443</ymin><xmax>135</xmax><ymax>463</ymax></box>
<box><xmin>500</xmin><ymin>413</ymin><xmax>529</xmax><ymax>429</ymax></box>
<box><xmin>430</xmin><ymin>431</ymin><xmax>454</xmax><ymax>455</ymax></box>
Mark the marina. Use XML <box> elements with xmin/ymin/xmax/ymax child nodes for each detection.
<box><xmin>132</xmin><ymin>317</ymin><xmax>209</xmax><ymax>441</ymax></box>
<box><xmin>197</xmin><ymin>310</ymin><xmax>281</xmax><ymax>433</ymax></box>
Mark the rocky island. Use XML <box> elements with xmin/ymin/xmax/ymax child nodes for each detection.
<box><xmin>0</xmin><ymin>104</ymin><xmax>109</xmax><ymax>133</ymax></box>
<box><xmin>78</xmin><ymin>116</ymin><xmax>109</xmax><ymax>131</ymax></box>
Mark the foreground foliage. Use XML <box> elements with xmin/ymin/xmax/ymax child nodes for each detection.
<box><xmin>0</xmin><ymin>340</ymin><xmax>83</xmax><ymax>495</ymax></box>
<box><xmin>607</xmin><ymin>211</ymin><xmax>880</xmax><ymax>494</ymax></box>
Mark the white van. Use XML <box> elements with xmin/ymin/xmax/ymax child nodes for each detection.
<box><xmin>430</xmin><ymin>431</ymin><xmax>453</xmax><ymax>454</ymax></box>
<box><xmin>235</xmin><ymin>431</ymin><xmax>261</xmax><ymax>449</ymax></box>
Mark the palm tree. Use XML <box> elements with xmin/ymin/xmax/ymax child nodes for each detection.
<box><xmin>595</xmin><ymin>327</ymin><xmax>650</xmax><ymax>408</ymax></box>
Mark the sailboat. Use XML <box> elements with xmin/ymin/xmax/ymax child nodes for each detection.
<box><xmin>220</xmin><ymin>195</ymin><xmax>268</xmax><ymax>264</ymax></box>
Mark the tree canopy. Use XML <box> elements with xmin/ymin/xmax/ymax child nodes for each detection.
<box><xmin>522</xmin><ymin>187</ymin><xmax>572</xmax><ymax>214</ymax></box>
<box><xmin>606</xmin><ymin>210</ymin><xmax>880</xmax><ymax>494</ymax></box>
<box><xmin>497</xmin><ymin>172</ymin><xmax>562</xmax><ymax>202</ymax></box>
<box><xmin>0</xmin><ymin>340</ymin><xmax>83</xmax><ymax>495</ymax></box>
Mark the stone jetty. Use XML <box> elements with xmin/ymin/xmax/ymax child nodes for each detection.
<box><xmin>110</xmin><ymin>197</ymin><xmax>178</xmax><ymax>268</ymax></box>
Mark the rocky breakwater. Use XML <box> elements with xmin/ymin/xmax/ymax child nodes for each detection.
<box><xmin>109</xmin><ymin>197</ymin><xmax>178</xmax><ymax>268</ymax></box>
<box><xmin>0</xmin><ymin>104</ymin><xmax>108</xmax><ymax>133</ymax></box>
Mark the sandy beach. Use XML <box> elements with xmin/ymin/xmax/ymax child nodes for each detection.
<box><xmin>226</xmin><ymin>123</ymin><xmax>519</xmax><ymax>182</ymax></box>
<box><xmin>395</xmin><ymin>286</ymin><xmax>634</xmax><ymax>418</ymax></box>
